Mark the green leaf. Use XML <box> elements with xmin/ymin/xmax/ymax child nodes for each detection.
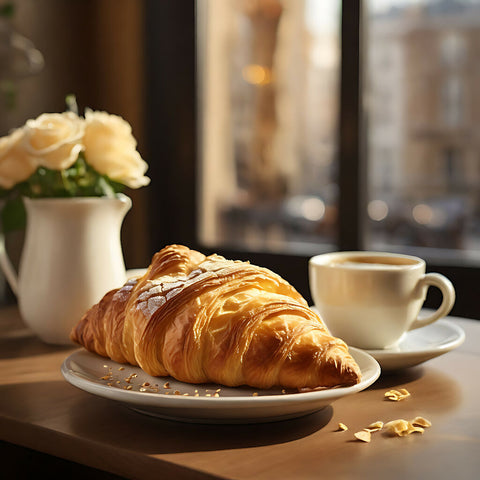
<box><xmin>65</xmin><ymin>94</ymin><xmax>78</xmax><ymax>115</ymax></box>
<box><xmin>0</xmin><ymin>2</ymin><xmax>14</xmax><ymax>18</ymax></box>
<box><xmin>0</xmin><ymin>80</ymin><xmax>17</xmax><ymax>110</ymax></box>
<box><xmin>1</xmin><ymin>197</ymin><xmax>26</xmax><ymax>233</ymax></box>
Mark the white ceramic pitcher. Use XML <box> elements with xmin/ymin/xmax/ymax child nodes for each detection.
<box><xmin>0</xmin><ymin>194</ymin><xmax>131</xmax><ymax>344</ymax></box>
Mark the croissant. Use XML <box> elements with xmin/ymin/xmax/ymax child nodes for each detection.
<box><xmin>71</xmin><ymin>244</ymin><xmax>361</xmax><ymax>390</ymax></box>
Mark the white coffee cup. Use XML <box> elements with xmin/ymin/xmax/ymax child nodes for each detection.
<box><xmin>309</xmin><ymin>251</ymin><xmax>455</xmax><ymax>350</ymax></box>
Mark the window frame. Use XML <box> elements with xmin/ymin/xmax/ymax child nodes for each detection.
<box><xmin>144</xmin><ymin>0</ymin><xmax>479</xmax><ymax>320</ymax></box>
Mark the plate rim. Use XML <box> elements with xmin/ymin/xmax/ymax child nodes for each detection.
<box><xmin>61</xmin><ymin>347</ymin><xmax>380</xmax><ymax>411</ymax></box>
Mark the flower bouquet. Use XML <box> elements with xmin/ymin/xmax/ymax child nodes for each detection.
<box><xmin>0</xmin><ymin>97</ymin><xmax>150</xmax><ymax>343</ymax></box>
<box><xmin>0</xmin><ymin>95</ymin><xmax>150</xmax><ymax>232</ymax></box>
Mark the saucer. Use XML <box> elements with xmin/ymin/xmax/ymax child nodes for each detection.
<box><xmin>364</xmin><ymin>319</ymin><xmax>465</xmax><ymax>371</ymax></box>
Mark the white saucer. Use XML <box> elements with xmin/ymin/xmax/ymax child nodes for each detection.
<box><xmin>61</xmin><ymin>347</ymin><xmax>380</xmax><ymax>424</ymax></box>
<box><xmin>364</xmin><ymin>319</ymin><xmax>465</xmax><ymax>371</ymax></box>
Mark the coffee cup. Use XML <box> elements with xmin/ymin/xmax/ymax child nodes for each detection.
<box><xmin>309</xmin><ymin>251</ymin><xmax>455</xmax><ymax>350</ymax></box>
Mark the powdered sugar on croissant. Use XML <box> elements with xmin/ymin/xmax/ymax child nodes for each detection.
<box><xmin>71</xmin><ymin>244</ymin><xmax>361</xmax><ymax>389</ymax></box>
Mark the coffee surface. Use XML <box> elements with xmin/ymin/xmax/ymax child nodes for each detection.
<box><xmin>331</xmin><ymin>256</ymin><xmax>418</xmax><ymax>267</ymax></box>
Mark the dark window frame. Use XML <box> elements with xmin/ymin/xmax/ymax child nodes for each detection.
<box><xmin>145</xmin><ymin>0</ymin><xmax>479</xmax><ymax>320</ymax></box>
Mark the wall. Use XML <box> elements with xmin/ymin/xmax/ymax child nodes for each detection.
<box><xmin>0</xmin><ymin>0</ymin><xmax>150</xmax><ymax>305</ymax></box>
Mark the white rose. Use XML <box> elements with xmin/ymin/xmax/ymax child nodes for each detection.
<box><xmin>23</xmin><ymin>111</ymin><xmax>85</xmax><ymax>170</ymax></box>
<box><xmin>83</xmin><ymin>109</ymin><xmax>150</xmax><ymax>188</ymax></box>
<box><xmin>0</xmin><ymin>128</ymin><xmax>38</xmax><ymax>189</ymax></box>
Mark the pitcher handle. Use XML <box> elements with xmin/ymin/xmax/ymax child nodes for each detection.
<box><xmin>0</xmin><ymin>231</ymin><xmax>18</xmax><ymax>296</ymax></box>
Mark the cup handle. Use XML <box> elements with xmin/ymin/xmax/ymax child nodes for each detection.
<box><xmin>410</xmin><ymin>273</ymin><xmax>455</xmax><ymax>331</ymax></box>
<box><xmin>0</xmin><ymin>231</ymin><xmax>18</xmax><ymax>296</ymax></box>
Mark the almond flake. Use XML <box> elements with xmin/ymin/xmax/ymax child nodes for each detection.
<box><xmin>411</xmin><ymin>416</ymin><xmax>432</xmax><ymax>428</ymax></box>
<box><xmin>365</xmin><ymin>421</ymin><xmax>384</xmax><ymax>432</ymax></box>
<box><xmin>354</xmin><ymin>430</ymin><xmax>371</xmax><ymax>443</ymax></box>
<box><xmin>385</xmin><ymin>389</ymin><xmax>411</xmax><ymax>402</ymax></box>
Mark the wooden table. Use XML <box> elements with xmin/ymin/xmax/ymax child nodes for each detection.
<box><xmin>0</xmin><ymin>305</ymin><xmax>479</xmax><ymax>479</ymax></box>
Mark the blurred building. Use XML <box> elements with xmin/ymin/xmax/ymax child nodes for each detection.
<box><xmin>200</xmin><ymin>0</ymin><xmax>340</xmax><ymax>250</ymax></box>
<box><xmin>367</xmin><ymin>1</ymin><xmax>480</xmax><ymax>249</ymax></box>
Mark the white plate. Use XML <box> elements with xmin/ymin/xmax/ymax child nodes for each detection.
<box><xmin>61</xmin><ymin>347</ymin><xmax>380</xmax><ymax>424</ymax></box>
<box><xmin>365</xmin><ymin>319</ymin><xmax>465</xmax><ymax>371</ymax></box>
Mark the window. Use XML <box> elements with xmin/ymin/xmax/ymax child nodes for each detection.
<box><xmin>197</xmin><ymin>0</ymin><xmax>341</xmax><ymax>254</ymax></box>
<box><xmin>145</xmin><ymin>1</ymin><xmax>480</xmax><ymax>319</ymax></box>
<box><xmin>365</xmin><ymin>0</ymin><xmax>480</xmax><ymax>262</ymax></box>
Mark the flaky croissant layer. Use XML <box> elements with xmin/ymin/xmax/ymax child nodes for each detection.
<box><xmin>71</xmin><ymin>244</ymin><xmax>361</xmax><ymax>389</ymax></box>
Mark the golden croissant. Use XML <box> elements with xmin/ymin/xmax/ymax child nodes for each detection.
<box><xmin>71</xmin><ymin>244</ymin><xmax>361</xmax><ymax>389</ymax></box>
